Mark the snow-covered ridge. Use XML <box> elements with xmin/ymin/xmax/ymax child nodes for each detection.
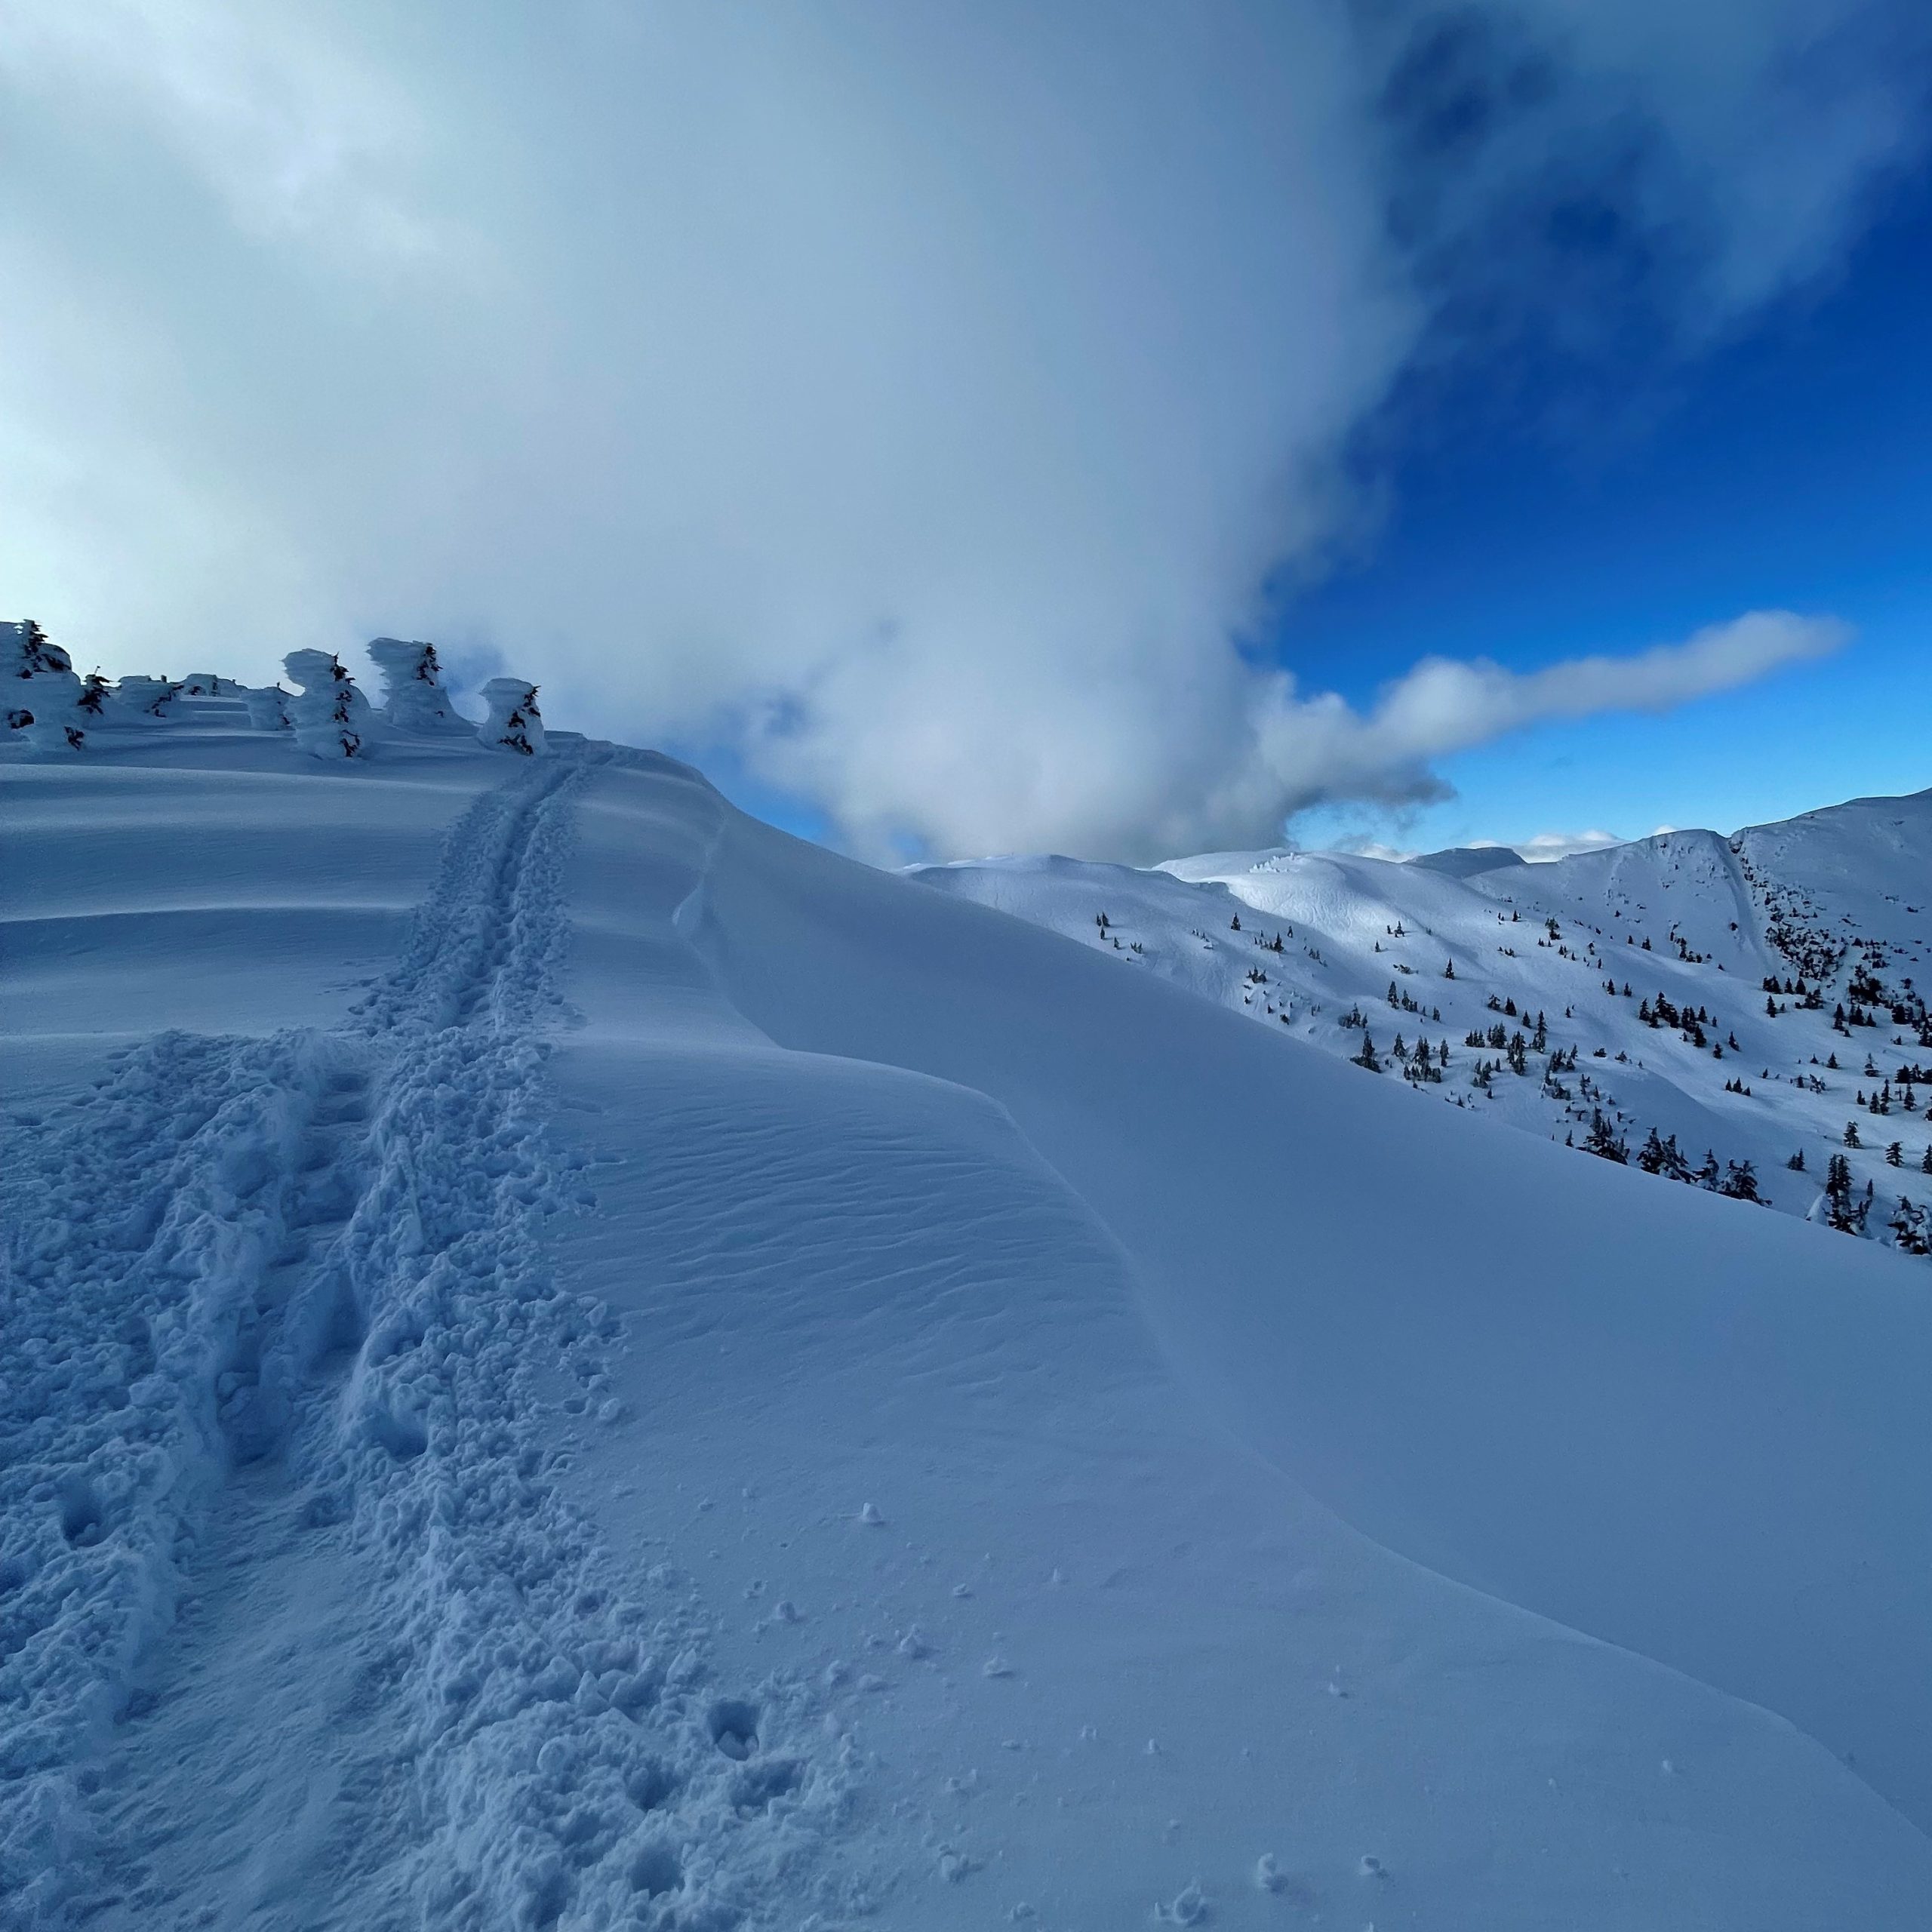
<box><xmin>915</xmin><ymin>788</ymin><xmax>1932</xmax><ymax>1257</ymax></box>
<box><xmin>3</xmin><ymin>624</ymin><xmax>546</xmax><ymax>764</ymax></box>
<box><xmin>5</xmin><ymin>641</ymin><xmax>1932</xmax><ymax>1927</ymax></box>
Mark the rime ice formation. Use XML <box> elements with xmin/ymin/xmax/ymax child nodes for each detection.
<box><xmin>241</xmin><ymin>684</ymin><xmax>291</xmax><ymax>731</ymax></box>
<box><xmin>111</xmin><ymin>675</ymin><xmax>179</xmax><ymax>718</ymax></box>
<box><xmin>5</xmin><ymin>623</ymin><xmax>82</xmax><ymax>745</ymax></box>
<box><xmin>282</xmin><ymin>650</ymin><xmax>371</xmax><ymax>759</ymax></box>
<box><xmin>478</xmin><ymin>676</ymin><xmax>546</xmax><ymax>755</ymax></box>
<box><xmin>366</xmin><ymin>638</ymin><xmax>466</xmax><ymax>733</ymax></box>
<box><xmin>14</xmin><ymin>671</ymin><xmax>87</xmax><ymax>753</ymax></box>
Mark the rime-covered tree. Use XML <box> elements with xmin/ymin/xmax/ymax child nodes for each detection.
<box><xmin>478</xmin><ymin>679</ymin><xmax>546</xmax><ymax>755</ymax></box>
<box><xmin>242</xmin><ymin>685</ymin><xmax>292</xmax><ymax>731</ymax></box>
<box><xmin>368</xmin><ymin>637</ymin><xmax>466</xmax><ymax>731</ymax></box>
<box><xmin>284</xmin><ymin>651</ymin><xmax>370</xmax><ymax>758</ymax></box>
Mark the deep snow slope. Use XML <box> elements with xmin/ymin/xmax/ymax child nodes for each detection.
<box><xmin>914</xmin><ymin>787</ymin><xmax>1932</xmax><ymax>1254</ymax></box>
<box><xmin>5</xmin><ymin>689</ymin><xmax>1932</xmax><ymax>1929</ymax></box>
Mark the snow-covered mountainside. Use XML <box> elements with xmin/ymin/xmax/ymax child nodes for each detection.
<box><xmin>5</xmin><ymin>648</ymin><xmax>1932</xmax><ymax>1929</ymax></box>
<box><xmin>915</xmin><ymin>790</ymin><xmax>1932</xmax><ymax>1258</ymax></box>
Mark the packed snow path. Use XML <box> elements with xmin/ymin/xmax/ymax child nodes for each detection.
<box><xmin>2</xmin><ymin>747</ymin><xmax>855</xmax><ymax>1929</ymax></box>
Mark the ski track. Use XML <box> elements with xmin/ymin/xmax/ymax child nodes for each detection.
<box><xmin>2</xmin><ymin>747</ymin><xmax>857</xmax><ymax>1930</ymax></box>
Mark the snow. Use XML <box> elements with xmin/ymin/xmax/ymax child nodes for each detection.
<box><xmin>5</xmin><ymin>669</ymin><xmax>1932</xmax><ymax>1928</ymax></box>
<box><xmin>914</xmin><ymin>789</ymin><xmax>1932</xmax><ymax>1251</ymax></box>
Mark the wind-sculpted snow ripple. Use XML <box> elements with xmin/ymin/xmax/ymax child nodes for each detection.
<box><xmin>2</xmin><ymin>748</ymin><xmax>855</xmax><ymax>1930</ymax></box>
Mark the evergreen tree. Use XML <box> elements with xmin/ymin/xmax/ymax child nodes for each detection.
<box><xmin>1583</xmin><ymin>1109</ymin><xmax>1628</xmax><ymax>1164</ymax></box>
<box><xmin>1719</xmin><ymin>1160</ymin><xmax>1761</xmax><ymax>1203</ymax></box>
<box><xmin>1890</xmin><ymin>1196</ymin><xmax>1930</xmax><ymax>1256</ymax></box>
<box><xmin>16</xmin><ymin>619</ymin><xmax>72</xmax><ymax>675</ymax></box>
<box><xmin>1823</xmin><ymin>1155</ymin><xmax>1865</xmax><ymax>1234</ymax></box>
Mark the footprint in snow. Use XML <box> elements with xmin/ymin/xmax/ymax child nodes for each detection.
<box><xmin>1154</xmin><ymin>1879</ymin><xmax>1208</xmax><ymax>1924</ymax></box>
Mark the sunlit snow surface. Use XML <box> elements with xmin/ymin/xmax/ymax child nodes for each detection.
<box><xmin>4</xmin><ymin>697</ymin><xmax>1930</xmax><ymax>1928</ymax></box>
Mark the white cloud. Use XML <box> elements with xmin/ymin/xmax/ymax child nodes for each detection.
<box><xmin>1508</xmin><ymin>829</ymin><xmax>1626</xmax><ymax>862</ymax></box>
<box><xmin>0</xmin><ymin>4</ymin><xmax>1915</xmax><ymax>860</ymax></box>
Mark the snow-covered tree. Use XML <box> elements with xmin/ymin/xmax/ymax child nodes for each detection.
<box><xmin>7</xmin><ymin>620</ymin><xmax>78</xmax><ymax>734</ymax></box>
<box><xmin>242</xmin><ymin>685</ymin><xmax>292</xmax><ymax>731</ymax></box>
<box><xmin>115</xmin><ymin>675</ymin><xmax>180</xmax><ymax>717</ymax></box>
<box><xmin>283</xmin><ymin>651</ymin><xmax>371</xmax><ymax>758</ymax></box>
<box><xmin>1887</xmin><ymin>1195</ymin><xmax>1929</xmax><ymax>1256</ymax></box>
<box><xmin>6</xmin><ymin>619</ymin><xmax>71</xmax><ymax>678</ymax></box>
<box><xmin>367</xmin><ymin>638</ymin><xmax>465</xmax><ymax>732</ymax></box>
<box><xmin>478</xmin><ymin>678</ymin><xmax>546</xmax><ymax>755</ymax></box>
<box><xmin>17</xmin><ymin>669</ymin><xmax>87</xmax><ymax>752</ymax></box>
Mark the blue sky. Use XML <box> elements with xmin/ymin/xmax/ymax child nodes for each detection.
<box><xmin>2</xmin><ymin>2</ymin><xmax>1927</xmax><ymax>863</ymax></box>
<box><xmin>1277</xmin><ymin>162</ymin><xmax>1932</xmax><ymax>854</ymax></box>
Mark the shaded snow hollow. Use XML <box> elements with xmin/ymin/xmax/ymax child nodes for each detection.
<box><xmin>3</xmin><ymin>671</ymin><xmax>1930</xmax><ymax>1928</ymax></box>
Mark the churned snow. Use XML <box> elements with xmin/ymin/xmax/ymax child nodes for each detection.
<box><xmin>4</xmin><ymin>663</ymin><xmax>1931</xmax><ymax>1928</ymax></box>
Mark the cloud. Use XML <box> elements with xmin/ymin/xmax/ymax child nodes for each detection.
<box><xmin>1352</xmin><ymin>609</ymin><xmax>1850</xmax><ymax>769</ymax></box>
<box><xmin>1506</xmin><ymin>829</ymin><xmax>1626</xmax><ymax>862</ymax></box>
<box><xmin>0</xmin><ymin>4</ymin><xmax>1916</xmax><ymax>860</ymax></box>
<box><xmin>1144</xmin><ymin>608</ymin><xmax>1848</xmax><ymax>865</ymax></box>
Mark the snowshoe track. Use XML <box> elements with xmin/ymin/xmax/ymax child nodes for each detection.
<box><xmin>2</xmin><ymin>747</ymin><xmax>852</xmax><ymax>1930</ymax></box>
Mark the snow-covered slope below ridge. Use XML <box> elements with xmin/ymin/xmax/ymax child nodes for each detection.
<box><xmin>915</xmin><ymin>788</ymin><xmax>1932</xmax><ymax>1256</ymax></box>
<box><xmin>5</xmin><ymin>672</ymin><xmax>1932</xmax><ymax>1930</ymax></box>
